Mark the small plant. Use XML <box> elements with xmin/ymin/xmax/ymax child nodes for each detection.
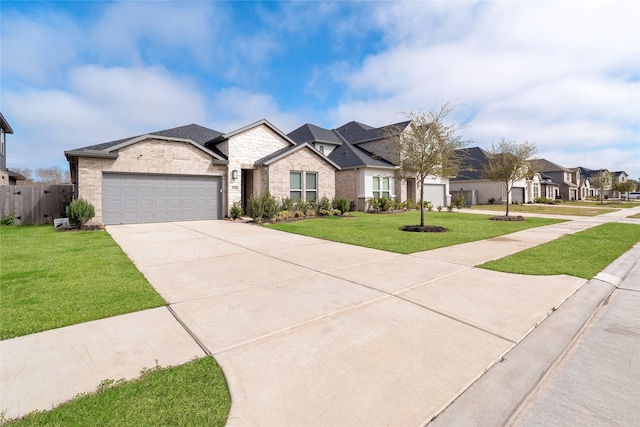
<box><xmin>406</xmin><ymin>199</ymin><xmax>415</xmax><ymax>210</ymax></box>
<box><xmin>332</xmin><ymin>197</ymin><xmax>349</xmax><ymax>214</ymax></box>
<box><xmin>280</xmin><ymin>197</ymin><xmax>294</xmax><ymax>213</ymax></box>
<box><xmin>276</xmin><ymin>210</ymin><xmax>292</xmax><ymax>221</ymax></box>
<box><xmin>368</xmin><ymin>196</ymin><xmax>394</xmax><ymax>212</ymax></box>
<box><xmin>306</xmin><ymin>209</ymin><xmax>316</xmax><ymax>217</ymax></box>
<box><xmin>246</xmin><ymin>191</ymin><xmax>279</xmax><ymax>222</ymax></box>
<box><xmin>230</xmin><ymin>201</ymin><xmax>242</xmax><ymax>220</ymax></box>
<box><xmin>454</xmin><ymin>194</ymin><xmax>465</xmax><ymax>208</ymax></box>
<box><xmin>488</xmin><ymin>197</ymin><xmax>496</xmax><ymax>205</ymax></box>
<box><xmin>65</xmin><ymin>198</ymin><xmax>95</xmax><ymax>228</ymax></box>
<box><xmin>426</xmin><ymin>201</ymin><xmax>434</xmax><ymax>212</ymax></box>
<box><xmin>447</xmin><ymin>203</ymin><xmax>454</xmax><ymax>212</ymax></box>
<box><xmin>295</xmin><ymin>200</ymin><xmax>310</xmax><ymax>214</ymax></box>
<box><xmin>0</xmin><ymin>213</ymin><xmax>15</xmax><ymax>226</ymax></box>
<box><xmin>294</xmin><ymin>210</ymin><xmax>305</xmax><ymax>218</ymax></box>
<box><xmin>318</xmin><ymin>196</ymin><xmax>331</xmax><ymax>212</ymax></box>
<box><xmin>437</xmin><ymin>205</ymin><xmax>443</xmax><ymax>212</ymax></box>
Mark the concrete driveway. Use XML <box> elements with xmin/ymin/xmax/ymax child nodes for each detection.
<box><xmin>105</xmin><ymin>220</ymin><xmax>586</xmax><ymax>426</ymax></box>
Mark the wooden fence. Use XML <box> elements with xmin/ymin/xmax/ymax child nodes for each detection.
<box><xmin>0</xmin><ymin>184</ymin><xmax>74</xmax><ymax>225</ymax></box>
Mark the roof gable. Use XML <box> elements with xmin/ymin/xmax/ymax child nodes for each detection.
<box><xmin>451</xmin><ymin>147</ymin><xmax>491</xmax><ymax>180</ymax></box>
<box><xmin>287</xmin><ymin>124</ymin><xmax>342</xmax><ymax>145</ymax></box>
<box><xmin>255</xmin><ymin>142</ymin><xmax>340</xmax><ymax>169</ymax></box>
<box><xmin>214</xmin><ymin>119</ymin><xmax>295</xmax><ymax>146</ymax></box>
<box><xmin>328</xmin><ymin>141</ymin><xmax>396</xmax><ymax>169</ymax></box>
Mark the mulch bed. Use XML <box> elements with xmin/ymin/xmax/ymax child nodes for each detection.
<box><xmin>401</xmin><ymin>225</ymin><xmax>449</xmax><ymax>232</ymax></box>
<box><xmin>489</xmin><ymin>215</ymin><xmax>525</xmax><ymax>221</ymax></box>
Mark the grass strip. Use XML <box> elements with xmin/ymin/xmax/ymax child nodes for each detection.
<box><xmin>0</xmin><ymin>225</ymin><xmax>165</xmax><ymax>340</ymax></box>
<box><xmin>480</xmin><ymin>223</ymin><xmax>640</xmax><ymax>279</ymax></box>
<box><xmin>3</xmin><ymin>357</ymin><xmax>230</xmax><ymax>426</ymax></box>
<box><xmin>265</xmin><ymin>211</ymin><xmax>564</xmax><ymax>254</ymax></box>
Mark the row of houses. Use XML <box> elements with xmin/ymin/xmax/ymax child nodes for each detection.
<box><xmin>0</xmin><ymin>112</ymin><xmax>632</xmax><ymax>226</ymax></box>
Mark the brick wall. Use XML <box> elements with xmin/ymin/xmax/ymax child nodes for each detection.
<box><xmin>267</xmin><ymin>147</ymin><xmax>336</xmax><ymax>202</ymax></box>
<box><xmin>335</xmin><ymin>169</ymin><xmax>357</xmax><ymax>205</ymax></box>
<box><xmin>77</xmin><ymin>139</ymin><xmax>226</xmax><ymax>224</ymax></box>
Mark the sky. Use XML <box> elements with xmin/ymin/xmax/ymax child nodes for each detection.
<box><xmin>1</xmin><ymin>0</ymin><xmax>639</xmax><ymax>178</ymax></box>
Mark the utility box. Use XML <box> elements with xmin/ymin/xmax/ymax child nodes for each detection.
<box><xmin>54</xmin><ymin>218</ymin><xmax>70</xmax><ymax>230</ymax></box>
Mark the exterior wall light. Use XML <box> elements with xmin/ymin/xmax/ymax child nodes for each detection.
<box><xmin>232</xmin><ymin>169</ymin><xmax>239</xmax><ymax>180</ymax></box>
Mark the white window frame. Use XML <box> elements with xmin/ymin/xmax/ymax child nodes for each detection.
<box><xmin>373</xmin><ymin>176</ymin><xmax>390</xmax><ymax>198</ymax></box>
<box><xmin>305</xmin><ymin>172</ymin><xmax>317</xmax><ymax>202</ymax></box>
<box><xmin>290</xmin><ymin>171</ymin><xmax>302</xmax><ymax>201</ymax></box>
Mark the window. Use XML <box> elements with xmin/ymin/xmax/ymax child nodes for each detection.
<box><xmin>305</xmin><ymin>172</ymin><xmax>317</xmax><ymax>202</ymax></box>
<box><xmin>0</xmin><ymin>129</ymin><xmax>4</xmax><ymax>156</ymax></box>
<box><xmin>290</xmin><ymin>171</ymin><xmax>302</xmax><ymax>201</ymax></box>
<box><xmin>373</xmin><ymin>176</ymin><xmax>390</xmax><ymax>198</ymax></box>
<box><xmin>318</xmin><ymin>145</ymin><xmax>325</xmax><ymax>154</ymax></box>
<box><xmin>533</xmin><ymin>182</ymin><xmax>539</xmax><ymax>198</ymax></box>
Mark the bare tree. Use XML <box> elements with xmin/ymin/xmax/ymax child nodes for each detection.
<box><xmin>385</xmin><ymin>102</ymin><xmax>467</xmax><ymax>227</ymax></box>
<box><xmin>12</xmin><ymin>167</ymin><xmax>34</xmax><ymax>184</ymax></box>
<box><xmin>590</xmin><ymin>170</ymin><xmax>612</xmax><ymax>204</ymax></box>
<box><xmin>35</xmin><ymin>166</ymin><xmax>66</xmax><ymax>184</ymax></box>
<box><xmin>482</xmin><ymin>138</ymin><xmax>538</xmax><ymax>216</ymax></box>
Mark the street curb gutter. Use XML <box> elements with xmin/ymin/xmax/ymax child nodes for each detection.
<box><xmin>427</xmin><ymin>242</ymin><xmax>640</xmax><ymax>427</ymax></box>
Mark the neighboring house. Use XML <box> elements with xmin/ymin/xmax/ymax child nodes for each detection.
<box><xmin>535</xmin><ymin>159</ymin><xmax>579</xmax><ymax>201</ymax></box>
<box><xmin>529</xmin><ymin>173</ymin><xmax>560</xmax><ymax>201</ymax></box>
<box><xmin>288</xmin><ymin>120</ymin><xmax>451</xmax><ymax>210</ymax></box>
<box><xmin>572</xmin><ymin>166</ymin><xmax>598</xmax><ymax>199</ymax></box>
<box><xmin>65</xmin><ymin>120</ymin><xmax>338</xmax><ymax>225</ymax></box>
<box><xmin>0</xmin><ymin>112</ymin><xmax>25</xmax><ymax>186</ymax></box>
<box><xmin>451</xmin><ymin>147</ymin><xmax>529</xmax><ymax>205</ymax></box>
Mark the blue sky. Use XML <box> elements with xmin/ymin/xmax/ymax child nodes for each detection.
<box><xmin>2</xmin><ymin>1</ymin><xmax>639</xmax><ymax>178</ymax></box>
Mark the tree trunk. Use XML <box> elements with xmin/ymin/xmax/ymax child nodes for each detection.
<box><xmin>419</xmin><ymin>178</ymin><xmax>425</xmax><ymax>226</ymax></box>
<box><xmin>505</xmin><ymin>182</ymin><xmax>510</xmax><ymax>216</ymax></box>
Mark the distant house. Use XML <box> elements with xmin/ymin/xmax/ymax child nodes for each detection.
<box><xmin>534</xmin><ymin>159</ymin><xmax>579</xmax><ymax>201</ymax></box>
<box><xmin>0</xmin><ymin>112</ymin><xmax>25</xmax><ymax>186</ymax></box>
<box><xmin>451</xmin><ymin>147</ymin><xmax>529</xmax><ymax>205</ymax></box>
<box><xmin>288</xmin><ymin>120</ymin><xmax>451</xmax><ymax>210</ymax></box>
<box><xmin>65</xmin><ymin>120</ymin><xmax>338</xmax><ymax>225</ymax></box>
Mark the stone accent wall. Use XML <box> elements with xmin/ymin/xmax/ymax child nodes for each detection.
<box><xmin>77</xmin><ymin>139</ymin><xmax>226</xmax><ymax>224</ymax></box>
<box><xmin>267</xmin><ymin>147</ymin><xmax>336</xmax><ymax>202</ymax></box>
<box><xmin>227</xmin><ymin>125</ymin><xmax>289</xmax><ymax>206</ymax></box>
<box><xmin>0</xmin><ymin>170</ymin><xmax>9</xmax><ymax>186</ymax></box>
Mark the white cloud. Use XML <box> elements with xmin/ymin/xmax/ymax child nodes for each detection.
<box><xmin>4</xmin><ymin>66</ymin><xmax>208</xmax><ymax>169</ymax></box>
<box><xmin>327</xmin><ymin>1</ymin><xmax>640</xmax><ymax>173</ymax></box>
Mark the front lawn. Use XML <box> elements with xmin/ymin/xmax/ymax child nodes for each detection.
<box><xmin>563</xmin><ymin>201</ymin><xmax>640</xmax><ymax>209</ymax></box>
<box><xmin>265</xmin><ymin>211</ymin><xmax>564</xmax><ymax>254</ymax></box>
<box><xmin>4</xmin><ymin>357</ymin><xmax>230</xmax><ymax>426</ymax></box>
<box><xmin>0</xmin><ymin>225</ymin><xmax>165</xmax><ymax>340</ymax></box>
<box><xmin>480</xmin><ymin>223</ymin><xmax>640</xmax><ymax>279</ymax></box>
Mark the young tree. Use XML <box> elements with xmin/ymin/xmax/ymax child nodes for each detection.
<box><xmin>612</xmin><ymin>180</ymin><xmax>636</xmax><ymax>200</ymax></box>
<box><xmin>482</xmin><ymin>138</ymin><xmax>537</xmax><ymax>217</ymax></box>
<box><xmin>590</xmin><ymin>170</ymin><xmax>612</xmax><ymax>204</ymax></box>
<box><xmin>385</xmin><ymin>102</ymin><xmax>466</xmax><ymax>227</ymax></box>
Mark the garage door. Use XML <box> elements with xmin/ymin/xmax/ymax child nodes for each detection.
<box><xmin>423</xmin><ymin>184</ymin><xmax>446</xmax><ymax>207</ymax></box>
<box><xmin>102</xmin><ymin>173</ymin><xmax>222</xmax><ymax>225</ymax></box>
<box><xmin>511</xmin><ymin>187</ymin><xmax>525</xmax><ymax>204</ymax></box>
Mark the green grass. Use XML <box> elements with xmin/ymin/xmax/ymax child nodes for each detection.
<box><xmin>628</xmin><ymin>213</ymin><xmax>640</xmax><ymax>219</ymax></box>
<box><xmin>4</xmin><ymin>357</ymin><xmax>230</xmax><ymax>426</ymax></box>
<box><xmin>480</xmin><ymin>223</ymin><xmax>640</xmax><ymax>279</ymax></box>
<box><xmin>0</xmin><ymin>225</ymin><xmax>165</xmax><ymax>340</ymax></box>
<box><xmin>265</xmin><ymin>211</ymin><xmax>564</xmax><ymax>254</ymax></box>
<box><xmin>469</xmin><ymin>204</ymin><xmax>616</xmax><ymax>216</ymax></box>
<box><xmin>563</xmin><ymin>201</ymin><xmax>640</xmax><ymax>209</ymax></box>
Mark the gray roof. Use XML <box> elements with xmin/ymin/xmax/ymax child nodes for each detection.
<box><xmin>287</xmin><ymin>120</ymin><xmax>408</xmax><ymax>169</ymax></box>
<box><xmin>451</xmin><ymin>147</ymin><xmax>491</xmax><ymax>181</ymax></box>
<box><xmin>327</xmin><ymin>141</ymin><xmax>396</xmax><ymax>169</ymax></box>
<box><xmin>288</xmin><ymin>123</ymin><xmax>342</xmax><ymax>145</ymax></box>
<box><xmin>535</xmin><ymin>158</ymin><xmax>572</xmax><ymax>173</ymax></box>
<box><xmin>71</xmin><ymin>124</ymin><xmax>224</xmax><ymax>152</ymax></box>
<box><xmin>0</xmin><ymin>112</ymin><xmax>14</xmax><ymax>134</ymax></box>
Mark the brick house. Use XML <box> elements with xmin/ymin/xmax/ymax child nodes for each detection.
<box><xmin>65</xmin><ymin>120</ymin><xmax>337</xmax><ymax>225</ymax></box>
<box><xmin>0</xmin><ymin>112</ymin><xmax>25</xmax><ymax>186</ymax></box>
<box><xmin>288</xmin><ymin>120</ymin><xmax>451</xmax><ymax>210</ymax></box>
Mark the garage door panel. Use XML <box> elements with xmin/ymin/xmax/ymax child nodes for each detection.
<box><xmin>103</xmin><ymin>173</ymin><xmax>221</xmax><ymax>225</ymax></box>
<box><xmin>423</xmin><ymin>184</ymin><xmax>446</xmax><ymax>207</ymax></box>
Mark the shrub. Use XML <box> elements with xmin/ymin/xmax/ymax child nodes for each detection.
<box><xmin>280</xmin><ymin>197</ymin><xmax>294</xmax><ymax>213</ymax></box>
<box><xmin>230</xmin><ymin>201</ymin><xmax>243</xmax><ymax>220</ymax></box>
<box><xmin>333</xmin><ymin>197</ymin><xmax>349</xmax><ymax>214</ymax></box>
<box><xmin>276</xmin><ymin>210</ymin><xmax>292</xmax><ymax>221</ymax></box>
<box><xmin>426</xmin><ymin>201</ymin><xmax>434</xmax><ymax>212</ymax></box>
<box><xmin>437</xmin><ymin>205</ymin><xmax>443</xmax><ymax>212</ymax></box>
<box><xmin>246</xmin><ymin>191</ymin><xmax>279</xmax><ymax>221</ymax></box>
<box><xmin>488</xmin><ymin>197</ymin><xmax>496</xmax><ymax>205</ymax></box>
<box><xmin>455</xmin><ymin>194</ymin><xmax>465</xmax><ymax>208</ymax></box>
<box><xmin>306</xmin><ymin>209</ymin><xmax>316</xmax><ymax>217</ymax></box>
<box><xmin>294</xmin><ymin>210</ymin><xmax>305</xmax><ymax>218</ymax></box>
<box><xmin>65</xmin><ymin>198</ymin><xmax>95</xmax><ymax>228</ymax></box>
<box><xmin>295</xmin><ymin>200</ymin><xmax>310</xmax><ymax>214</ymax></box>
<box><xmin>0</xmin><ymin>213</ymin><xmax>15</xmax><ymax>226</ymax></box>
<box><xmin>447</xmin><ymin>203</ymin><xmax>454</xmax><ymax>212</ymax></box>
<box><xmin>368</xmin><ymin>196</ymin><xmax>394</xmax><ymax>212</ymax></box>
<box><xmin>319</xmin><ymin>196</ymin><xmax>331</xmax><ymax>212</ymax></box>
<box><xmin>406</xmin><ymin>199</ymin><xmax>415</xmax><ymax>210</ymax></box>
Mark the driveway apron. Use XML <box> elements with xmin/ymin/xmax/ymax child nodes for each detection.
<box><xmin>105</xmin><ymin>219</ymin><xmax>588</xmax><ymax>426</ymax></box>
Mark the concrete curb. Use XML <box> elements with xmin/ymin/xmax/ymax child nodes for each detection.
<box><xmin>427</xmin><ymin>242</ymin><xmax>640</xmax><ymax>427</ymax></box>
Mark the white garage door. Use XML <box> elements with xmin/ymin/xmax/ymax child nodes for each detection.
<box><xmin>512</xmin><ymin>187</ymin><xmax>525</xmax><ymax>204</ymax></box>
<box><xmin>423</xmin><ymin>184</ymin><xmax>446</xmax><ymax>207</ymax></box>
<box><xmin>102</xmin><ymin>173</ymin><xmax>222</xmax><ymax>225</ymax></box>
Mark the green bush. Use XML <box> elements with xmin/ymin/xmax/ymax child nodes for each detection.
<box><xmin>246</xmin><ymin>191</ymin><xmax>278</xmax><ymax>221</ymax></box>
<box><xmin>65</xmin><ymin>198</ymin><xmax>95</xmax><ymax>228</ymax></box>
<box><xmin>1</xmin><ymin>213</ymin><xmax>15</xmax><ymax>226</ymax></box>
<box><xmin>280</xmin><ymin>197</ymin><xmax>294</xmax><ymax>213</ymax></box>
<box><xmin>368</xmin><ymin>196</ymin><xmax>394</xmax><ymax>212</ymax></box>
<box><xmin>295</xmin><ymin>200</ymin><xmax>310</xmax><ymax>214</ymax></box>
<box><xmin>318</xmin><ymin>196</ymin><xmax>331</xmax><ymax>212</ymax></box>
<box><xmin>332</xmin><ymin>197</ymin><xmax>350</xmax><ymax>214</ymax></box>
<box><xmin>230</xmin><ymin>201</ymin><xmax>243</xmax><ymax>220</ymax></box>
